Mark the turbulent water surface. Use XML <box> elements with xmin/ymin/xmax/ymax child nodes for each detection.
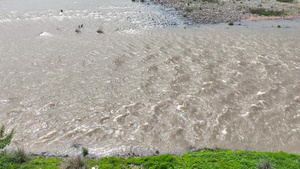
<box><xmin>0</xmin><ymin>0</ymin><xmax>300</xmax><ymax>157</ymax></box>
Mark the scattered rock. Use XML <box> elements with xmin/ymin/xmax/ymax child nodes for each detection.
<box><xmin>96</xmin><ymin>27</ymin><xmax>104</xmax><ymax>34</ymax></box>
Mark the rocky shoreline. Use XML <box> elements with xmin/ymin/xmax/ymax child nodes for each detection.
<box><xmin>140</xmin><ymin>0</ymin><xmax>300</xmax><ymax>24</ymax></box>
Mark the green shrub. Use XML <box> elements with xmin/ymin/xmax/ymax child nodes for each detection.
<box><xmin>8</xmin><ymin>148</ymin><xmax>30</xmax><ymax>163</ymax></box>
<box><xmin>82</xmin><ymin>147</ymin><xmax>88</xmax><ymax>157</ymax></box>
<box><xmin>228</xmin><ymin>22</ymin><xmax>234</xmax><ymax>26</ymax></box>
<box><xmin>0</xmin><ymin>125</ymin><xmax>14</xmax><ymax>149</ymax></box>
<box><xmin>276</xmin><ymin>0</ymin><xmax>293</xmax><ymax>2</ymax></box>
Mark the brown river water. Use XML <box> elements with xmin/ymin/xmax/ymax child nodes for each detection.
<box><xmin>0</xmin><ymin>0</ymin><xmax>300</xmax><ymax>157</ymax></box>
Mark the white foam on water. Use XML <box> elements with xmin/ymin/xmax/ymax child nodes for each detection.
<box><xmin>38</xmin><ymin>32</ymin><xmax>53</xmax><ymax>37</ymax></box>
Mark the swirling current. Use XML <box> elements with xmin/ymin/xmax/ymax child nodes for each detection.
<box><xmin>0</xmin><ymin>0</ymin><xmax>300</xmax><ymax>157</ymax></box>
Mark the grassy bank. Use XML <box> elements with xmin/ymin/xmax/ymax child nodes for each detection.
<box><xmin>1</xmin><ymin>148</ymin><xmax>299</xmax><ymax>169</ymax></box>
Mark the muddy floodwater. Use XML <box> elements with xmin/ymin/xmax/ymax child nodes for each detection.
<box><xmin>0</xmin><ymin>0</ymin><xmax>300</xmax><ymax>157</ymax></box>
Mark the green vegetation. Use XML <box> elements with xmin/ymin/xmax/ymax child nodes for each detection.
<box><xmin>0</xmin><ymin>152</ymin><xmax>63</xmax><ymax>169</ymax></box>
<box><xmin>82</xmin><ymin>147</ymin><xmax>89</xmax><ymax>157</ymax></box>
<box><xmin>1</xmin><ymin>148</ymin><xmax>299</xmax><ymax>168</ymax></box>
<box><xmin>185</xmin><ymin>8</ymin><xmax>193</xmax><ymax>12</ymax></box>
<box><xmin>277</xmin><ymin>25</ymin><xmax>281</xmax><ymax>28</ymax></box>
<box><xmin>228</xmin><ymin>22</ymin><xmax>234</xmax><ymax>26</ymax></box>
<box><xmin>249</xmin><ymin>8</ymin><xmax>283</xmax><ymax>16</ymax></box>
<box><xmin>61</xmin><ymin>156</ymin><xmax>86</xmax><ymax>169</ymax></box>
<box><xmin>202</xmin><ymin>0</ymin><xmax>219</xmax><ymax>3</ymax></box>
<box><xmin>7</xmin><ymin>148</ymin><xmax>30</xmax><ymax>164</ymax></box>
<box><xmin>0</xmin><ymin>127</ymin><xmax>299</xmax><ymax>168</ymax></box>
<box><xmin>276</xmin><ymin>0</ymin><xmax>294</xmax><ymax>3</ymax></box>
<box><xmin>0</xmin><ymin>125</ymin><xmax>14</xmax><ymax>150</ymax></box>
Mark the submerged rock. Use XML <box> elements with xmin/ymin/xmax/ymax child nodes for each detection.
<box><xmin>96</xmin><ymin>28</ymin><xmax>104</xmax><ymax>34</ymax></box>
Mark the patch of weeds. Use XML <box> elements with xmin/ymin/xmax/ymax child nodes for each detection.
<box><xmin>28</xmin><ymin>156</ymin><xmax>63</xmax><ymax>167</ymax></box>
<box><xmin>0</xmin><ymin>125</ymin><xmax>14</xmax><ymax>149</ymax></box>
<box><xmin>185</xmin><ymin>8</ymin><xmax>193</xmax><ymax>12</ymax></box>
<box><xmin>249</xmin><ymin>8</ymin><xmax>283</xmax><ymax>16</ymax></box>
<box><xmin>256</xmin><ymin>159</ymin><xmax>275</xmax><ymax>169</ymax></box>
<box><xmin>82</xmin><ymin>147</ymin><xmax>88</xmax><ymax>157</ymax></box>
<box><xmin>203</xmin><ymin>0</ymin><xmax>218</xmax><ymax>3</ymax></box>
<box><xmin>276</xmin><ymin>0</ymin><xmax>293</xmax><ymax>2</ymax></box>
<box><xmin>8</xmin><ymin>148</ymin><xmax>30</xmax><ymax>163</ymax></box>
<box><xmin>61</xmin><ymin>156</ymin><xmax>86</xmax><ymax>169</ymax></box>
<box><xmin>183</xmin><ymin>14</ymin><xmax>187</xmax><ymax>17</ymax></box>
<box><xmin>156</xmin><ymin>150</ymin><xmax>160</xmax><ymax>155</ymax></box>
<box><xmin>1</xmin><ymin>149</ymin><xmax>300</xmax><ymax>168</ymax></box>
<box><xmin>228</xmin><ymin>22</ymin><xmax>234</xmax><ymax>26</ymax></box>
<box><xmin>277</xmin><ymin>25</ymin><xmax>281</xmax><ymax>28</ymax></box>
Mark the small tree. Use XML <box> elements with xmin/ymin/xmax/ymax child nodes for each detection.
<box><xmin>0</xmin><ymin>125</ymin><xmax>14</xmax><ymax>149</ymax></box>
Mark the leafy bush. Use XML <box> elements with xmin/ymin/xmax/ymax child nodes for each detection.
<box><xmin>0</xmin><ymin>125</ymin><xmax>14</xmax><ymax>150</ymax></box>
<box><xmin>228</xmin><ymin>22</ymin><xmax>234</xmax><ymax>26</ymax></box>
<box><xmin>82</xmin><ymin>147</ymin><xmax>88</xmax><ymax>157</ymax></box>
<box><xmin>7</xmin><ymin>148</ymin><xmax>30</xmax><ymax>163</ymax></box>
